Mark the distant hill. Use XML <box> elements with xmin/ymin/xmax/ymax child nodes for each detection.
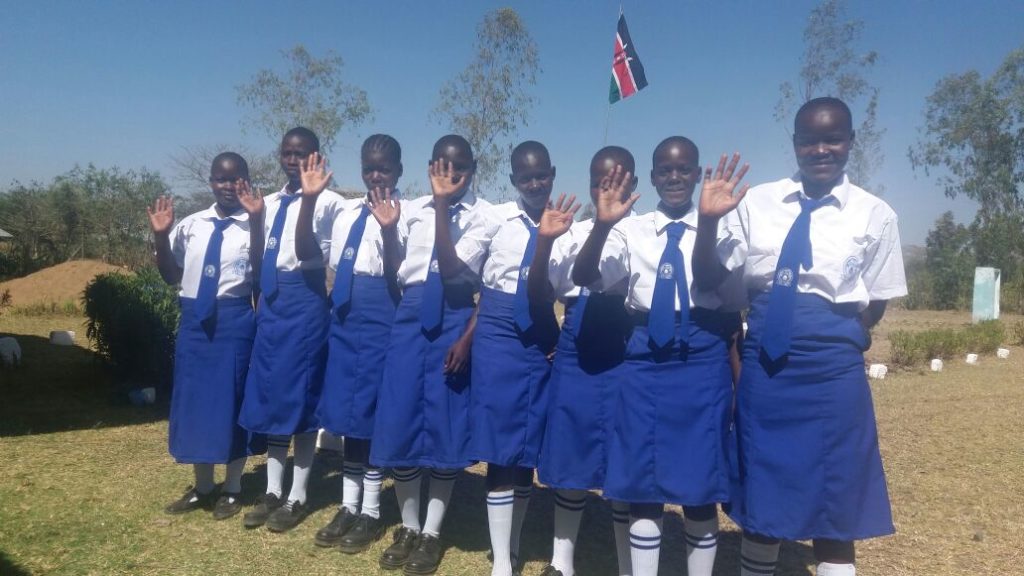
<box><xmin>0</xmin><ymin>260</ymin><xmax>123</xmax><ymax>307</ymax></box>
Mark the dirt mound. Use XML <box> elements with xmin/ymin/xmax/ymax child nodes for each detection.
<box><xmin>0</xmin><ymin>260</ymin><xmax>125</xmax><ymax>307</ymax></box>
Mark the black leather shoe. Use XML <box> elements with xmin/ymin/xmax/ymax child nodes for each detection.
<box><xmin>380</xmin><ymin>527</ymin><xmax>420</xmax><ymax>570</ymax></box>
<box><xmin>212</xmin><ymin>492</ymin><xmax>242</xmax><ymax>520</ymax></box>
<box><xmin>243</xmin><ymin>492</ymin><xmax>283</xmax><ymax>528</ymax></box>
<box><xmin>164</xmin><ymin>486</ymin><xmax>216</xmax><ymax>515</ymax></box>
<box><xmin>339</xmin><ymin>513</ymin><xmax>385</xmax><ymax>554</ymax></box>
<box><xmin>266</xmin><ymin>500</ymin><xmax>308</xmax><ymax>532</ymax></box>
<box><xmin>403</xmin><ymin>533</ymin><xmax>443</xmax><ymax>575</ymax></box>
<box><xmin>314</xmin><ymin>508</ymin><xmax>358</xmax><ymax>547</ymax></box>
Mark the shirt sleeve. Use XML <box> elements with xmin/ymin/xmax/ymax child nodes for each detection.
<box><xmin>717</xmin><ymin>204</ymin><xmax>748</xmax><ymax>272</ymax></box>
<box><xmin>861</xmin><ymin>211</ymin><xmax>908</xmax><ymax>300</ymax></box>
<box><xmin>453</xmin><ymin>208</ymin><xmax>498</xmax><ymax>279</ymax></box>
<box><xmin>170</xmin><ymin>218</ymin><xmax>188</xmax><ymax>268</ymax></box>
<box><xmin>593</xmin><ymin>223</ymin><xmax>629</xmax><ymax>291</ymax></box>
<box><xmin>312</xmin><ymin>193</ymin><xmax>345</xmax><ymax>261</ymax></box>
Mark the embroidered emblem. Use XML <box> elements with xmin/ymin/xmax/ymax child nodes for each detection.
<box><xmin>842</xmin><ymin>256</ymin><xmax>861</xmax><ymax>282</ymax></box>
<box><xmin>203</xmin><ymin>264</ymin><xmax>216</xmax><ymax>278</ymax></box>
<box><xmin>658</xmin><ymin>263</ymin><xmax>674</xmax><ymax>280</ymax></box>
<box><xmin>580</xmin><ymin>287</ymin><xmax>590</xmax><ymax>297</ymax></box>
<box><xmin>343</xmin><ymin>246</ymin><xmax>355</xmax><ymax>261</ymax></box>
<box><xmin>450</xmin><ymin>212</ymin><xmax>459</xmax><ymax>223</ymax></box>
<box><xmin>429</xmin><ymin>259</ymin><xmax>440</xmax><ymax>273</ymax></box>
<box><xmin>267</xmin><ymin>236</ymin><xmax>278</xmax><ymax>250</ymax></box>
<box><xmin>776</xmin><ymin>267</ymin><xmax>794</xmax><ymax>287</ymax></box>
<box><xmin>519</xmin><ymin>265</ymin><xmax>530</xmax><ymax>281</ymax></box>
<box><xmin>232</xmin><ymin>257</ymin><xmax>248</xmax><ymax>276</ymax></box>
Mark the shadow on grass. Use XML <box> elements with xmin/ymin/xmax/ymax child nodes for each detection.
<box><xmin>0</xmin><ymin>334</ymin><xmax>168</xmax><ymax>437</ymax></box>
<box><xmin>0</xmin><ymin>549</ymin><xmax>32</xmax><ymax>576</ymax></box>
<box><xmin>238</xmin><ymin>452</ymin><xmax>814</xmax><ymax>575</ymax></box>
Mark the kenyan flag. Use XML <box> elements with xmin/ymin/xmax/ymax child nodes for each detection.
<box><xmin>609</xmin><ymin>13</ymin><xmax>648</xmax><ymax>103</ymax></box>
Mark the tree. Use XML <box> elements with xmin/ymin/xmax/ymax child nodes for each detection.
<box><xmin>923</xmin><ymin>212</ymin><xmax>975</xmax><ymax>309</ymax></box>
<box><xmin>434</xmin><ymin>8</ymin><xmax>540</xmax><ymax>197</ymax></box>
<box><xmin>237</xmin><ymin>45</ymin><xmax>372</xmax><ymax>154</ymax></box>
<box><xmin>169</xmin><ymin>144</ymin><xmax>281</xmax><ymax>215</ymax></box>
<box><xmin>775</xmin><ymin>0</ymin><xmax>885</xmax><ymax>192</ymax></box>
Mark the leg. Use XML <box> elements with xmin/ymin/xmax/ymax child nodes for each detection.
<box><xmin>487</xmin><ymin>464</ymin><xmax>518</xmax><ymax>576</ymax></box>
<box><xmin>682</xmin><ymin>504</ymin><xmax>719</xmax><ymax>576</ymax></box>
<box><xmin>628</xmin><ymin>503</ymin><xmax>663</xmax><ymax>576</ymax></box>
<box><xmin>336</xmin><ymin>440</ymin><xmax>385</xmax><ymax>553</ymax></box>
<box><xmin>211</xmin><ymin>457</ymin><xmax>247</xmax><ymax>520</ymax></box>
<box><xmin>813</xmin><ymin>539</ymin><xmax>856</xmax><ymax>575</ymax></box>
<box><xmin>379</xmin><ymin>467</ymin><xmax>423</xmax><ymax>570</ymax></box>
<box><xmin>242</xmin><ymin>435</ymin><xmax>288</xmax><ymax>527</ymax></box>
<box><xmin>740</xmin><ymin>531</ymin><xmax>780</xmax><ymax>576</ymax></box>
<box><xmin>550</xmin><ymin>489</ymin><xmax>587</xmax><ymax>576</ymax></box>
<box><xmin>509</xmin><ymin>467</ymin><xmax>534</xmax><ymax>572</ymax></box>
<box><xmin>610</xmin><ymin>500</ymin><xmax>632</xmax><ymax>576</ymax></box>
<box><xmin>193</xmin><ymin>463</ymin><xmax>215</xmax><ymax>494</ymax></box>
<box><xmin>405</xmin><ymin>468</ymin><xmax>457</xmax><ymax>576</ymax></box>
<box><xmin>267</xmin><ymin>432</ymin><xmax>316</xmax><ymax>532</ymax></box>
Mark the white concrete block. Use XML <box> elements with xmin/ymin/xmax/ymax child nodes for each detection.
<box><xmin>966</xmin><ymin>353</ymin><xmax>979</xmax><ymax>365</ymax></box>
<box><xmin>49</xmin><ymin>331</ymin><xmax>75</xmax><ymax>346</ymax></box>
<box><xmin>868</xmin><ymin>364</ymin><xmax>888</xmax><ymax>379</ymax></box>
<box><xmin>930</xmin><ymin>359</ymin><xmax>944</xmax><ymax>372</ymax></box>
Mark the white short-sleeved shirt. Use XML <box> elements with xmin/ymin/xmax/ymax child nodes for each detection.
<box><xmin>262</xmin><ymin>186</ymin><xmax>345</xmax><ymax>270</ymax></box>
<box><xmin>480</xmin><ymin>200</ymin><xmax>543</xmax><ymax>295</ymax></box>
<box><xmin>596</xmin><ymin>206</ymin><xmax>729</xmax><ymax>313</ymax></box>
<box><xmin>547</xmin><ymin>218</ymin><xmax>629</xmax><ymax>301</ymax></box>
<box><xmin>326</xmin><ymin>192</ymin><xmax>407</xmax><ymax>277</ymax></box>
<box><xmin>171</xmin><ymin>204</ymin><xmax>252</xmax><ymax>299</ymax></box>
<box><xmin>717</xmin><ymin>174</ymin><xmax>907</xmax><ymax>309</ymax></box>
<box><xmin>397</xmin><ymin>191</ymin><xmax>498</xmax><ymax>288</ymax></box>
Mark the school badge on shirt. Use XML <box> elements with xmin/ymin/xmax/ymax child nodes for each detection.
<box><xmin>267</xmin><ymin>236</ymin><xmax>278</xmax><ymax>250</ymax></box>
<box><xmin>203</xmin><ymin>264</ymin><xmax>216</xmax><ymax>278</ymax></box>
<box><xmin>776</xmin><ymin>267</ymin><xmax>794</xmax><ymax>287</ymax></box>
<box><xmin>659</xmin><ymin>263</ymin><xmax>674</xmax><ymax>280</ymax></box>
<box><xmin>519</xmin><ymin>265</ymin><xmax>530</xmax><ymax>280</ymax></box>
<box><xmin>343</xmin><ymin>246</ymin><xmax>356</xmax><ymax>260</ymax></box>
<box><xmin>430</xmin><ymin>259</ymin><xmax>440</xmax><ymax>273</ymax></box>
<box><xmin>842</xmin><ymin>256</ymin><xmax>861</xmax><ymax>282</ymax></box>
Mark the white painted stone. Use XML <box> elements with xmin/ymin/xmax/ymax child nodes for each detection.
<box><xmin>0</xmin><ymin>337</ymin><xmax>21</xmax><ymax>367</ymax></box>
<box><xmin>930</xmin><ymin>359</ymin><xmax>944</xmax><ymax>372</ymax></box>
<box><xmin>997</xmin><ymin>348</ymin><xmax>1010</xmax><ymax>359</ymax></box>
<box><xmin>966</xmin><ymin>353</ymin><xmax>979</xmax><ymax>365</ymax></box>
<box><xmin>49</xmin><ymin>330</ymin><xmax>75</xmax><ymax>346</ymax></box>
<box><xmin>868</xmin><ymin>364</ymin><xmax>888</xmax><ymax>379</ymax></box>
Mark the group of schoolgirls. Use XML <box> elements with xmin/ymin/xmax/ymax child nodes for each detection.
<box><xmin>149</xmin><ymin>95</ymin><xmax>907</xmax><ymax>576</ymax></box>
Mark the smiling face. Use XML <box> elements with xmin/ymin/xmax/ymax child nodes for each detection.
<box><xmin>362</xmin><ymin>149</ymin><xmax>402</xmax><ymax>193</ymax></box>
<box><xmin>209</xmin><ymin>157</ymin><xmax>248</xmax><ymax>212</ymax></box>
<box><xmin>589</xmin><ymin>146</ymin><xmax>637</xmax><ymax>205</ymax></box>
<box><xmin>793</xmin><ymin>103</ymin><xmax>854</xmax><ymax>195</ymax></box>
<box><xmin>510</xmin><ymin>146</ymin><xmax>555</xmax><ymax>211</ymax></box>
<box><xmin>651</xmin><ymin>139</ymin><xmax>701</xmax><ymax>209</ymax></box>
<box><xmin>279</xmin><ymin>133</ymin><xmax>316</xmax><ymax>187</ymax></box>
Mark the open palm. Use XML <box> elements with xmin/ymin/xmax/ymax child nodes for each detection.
<box><xmin>699</xmin><ymin>153</ymin><xmax>750</xmax><ymax>219</ymax></box>
<box><xmin>299</xmin><ymin>152</ymin><xmax>333</xmax><ymax>197</ymax></box>
<box><xmin>368</xmin><ymin>187</ymin><xmax>401</xmax><ymax>230</ymax></box>
<box><xmin>594</xmin><ymin>165</ymin><xmax>639</xmax><ymax>226</ymax></box>
<box><xmin>146</xmin><ymin>196</ymin><xmax>174</xmax><ymax>234</ymax></box>
<box><xmin>538</xmin><ymin>193</ymin><xmax>580</xmax><ymax>240</ymax></box>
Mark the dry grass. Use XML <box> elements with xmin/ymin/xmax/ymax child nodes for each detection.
<box><xmin>0</xmin><ymin>260</ymin><xmax>123</xmax><ymax>309</ymax></box>
<box><xmin>1</xmin><ymin>310</ymin><xmax>1022</xmax><ymax>575</ymax></box>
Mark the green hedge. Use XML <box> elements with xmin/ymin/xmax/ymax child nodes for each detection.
<box><xmin>83</xmin><ymin>267</ymin><xmax>179</xmax><ymax>389</ymax></box>
<box><xmin>889</xmin><ymin>320</ymin><xmax>1005</xmax><ymax>368</ymax></box>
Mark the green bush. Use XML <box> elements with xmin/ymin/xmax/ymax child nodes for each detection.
<box><xmin>889</xmin><ymin>330</ymin><xmax>922</xmax><ymax>368</ymax></box>
<box><xmin>889</xmin><ymin>320</ymin><xmax>1006</xmax><ymax>368</ymax></box>
<box><xmin>1012</xmin><ymin>321</ymin><xmax>1024</xmax><ymax>346</ymax></box>
<box><xmin>83</xmin><ymin>267</ymin><xmax>179</xmax><ymax>389</ymax></box>
<box><xmin>963</xmin><ymin>320</ymin><xmax>1005</xmax><ymax>354</ymax></box>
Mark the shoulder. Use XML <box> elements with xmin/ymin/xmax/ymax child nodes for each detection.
<box><xmin>844</xmin><ymin>181</ymin><xmax>898</xmax><ymax>223</ymax></box>
<box><xmin>316</xmin><ymin>189</ymin><xmax>346</xmax><ymax>209</ymax></box>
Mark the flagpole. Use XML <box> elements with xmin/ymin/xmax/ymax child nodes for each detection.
<box><xmin>604</xmin><ymin>3</ymin><xmax>623</xmax><ymax>145</ymax></box>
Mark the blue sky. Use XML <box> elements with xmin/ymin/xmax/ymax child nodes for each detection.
<box><xmin>2</xmin><ymin>0</ymin><xmax>1021</xmax><ymax>245</ymax></box>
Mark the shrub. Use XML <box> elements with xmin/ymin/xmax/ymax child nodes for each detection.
<box><xmin>1012</xmin><ymin>321</ymin><xmax>1024</xmax><ymax>346</ymax></box>
<box><xmin>889</xmin><ymin>330</ymin><xmax>921</xmax><ymax>368</ymax></box>
<box><xmin>83</xmin><ymin>267</ymin><xmax>178</xmax><ymax>389</ymax></box>
<box><xmin>963</xmin><ymin>320</ymin><xmax>1004</xmax><ymax>354</ymax></box>
<box><xmin>889</xmin><ymin>320</ymin><xmax>1006</xmax><ymax>368</ymax></box>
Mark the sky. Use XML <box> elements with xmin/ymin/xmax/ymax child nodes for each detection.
<box><xmin>1</xmin><ymin>0</ymin><xmax>1021</xmax><ymax>245</ymax></box>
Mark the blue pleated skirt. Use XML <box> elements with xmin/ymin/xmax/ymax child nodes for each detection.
<box><xmin>468</xmin><ymin>287</ymin><xmax>558</xmax><ymax>468</ymax></box>
<box><xmin>538</xmin><ymin>294</ymin><xmax>629</xmax><ymax>489</ymax></box>
<box><xmin>316</xmin><ymin>275</ymin><xmax>397</xmax><ymax>439</ymax></box>
<box><xmin>602</xmin><ymin>308</ymin><xmax>734</xmax><ymax>506</ymax></box>
<box><xmin>370</xmin><ymin>284</ymin><xmax>476</xmax><ymax>469</ymax></box>
<box><xmin>728</xmin><ymin>292</ymin><xmax>894</xmax><ymax>540</ymax></box>
<box><xmin>239</xmin><ymin>269</ymin><xmax>329</xmax><ymax>436</ymax></box>
<box><xmin>170</xmin><ymin>297</ymin><xmax>265</xmax><ymax>463</ymax></box>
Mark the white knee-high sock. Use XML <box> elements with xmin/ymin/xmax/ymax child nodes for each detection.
<box><xmin>285</xmin><ymin>432</ymin><xmax>316</xmax><ymax>505</ymax></box>
<box><xmin>223</xmin><ymin>457</ymin><xmax>246</xmax><ymax>494</ymax></box>
<box><xmin>193</xmin><ymin>463</ymin><xmax>215</xmax><ymax>494</ymax></box>
<box><xmin>487</xmin><ymin>488</ymin><xmax>515</xmax><ymax>576</ymax></box>
<box><xmin>816</xmin><ymin>562</ymin><xmax>855</xmax><ymax>576</ymax></box>
<box><xmin>629</xmin><ymin>514</ymin><xmax>662</xmax><ymax>576</ymax></box>
<box><xmin>551</xmin><ymin>489</ymin><xmax>587</xmax><ymax>576</ymax></box>
<box><xmin>362</xmin><ymin>467</ymin><xmax>383</xmax><ymax>519</ymax></box>
<box><xmin>423</xmin><ymin>469</ymin><xmax>457</xmax><ymax>537</ymax></box>
<box><xmin>611</xmin><ymin>500</ymin><xmax>632</xmax><ymax>576</ymax></box>
<box><xmin>684</xmin><ymin>516</ymin><xmax>719</xmax><ymax>576</ymax></box>
<box><xmin>392</xmin><ymin>468</ymin><xmax>422</xmax><ymax>532</ymax></box>
<box><xmin>341</xmin><ymin>461</ymin><xmax>365</xmax><ymax>514</ymax></box>
<box><xmin>266</xmin><ymin>435</ymin><xmax>290</xmax><ymax>497</ymax></box>
<box><xmin>740</xmin><ymin>536</ymin><xmax>780</xmax><ymax>576</ymax></box>
<box><xmin>510</xmin><ymin>483</ymin><xmax>532</xmax><ymax>568</ymax></box>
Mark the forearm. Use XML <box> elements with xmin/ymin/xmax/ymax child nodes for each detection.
<box><xmin>381</xmin><ymin>226</ymin><xmax>403</xmax><ymax>302</ymax></box>
<box><xmin>248</xmin><ymin>211</ymin><xmax>265</xmax><ymax>300</ymax></box>
<box><xmin>460</xmin><ymin>305</ymin><xmax>479</xmax><ymax>342</ymax></box>
<box><xmin>153</xmin><ymin>232</ymin><xmax>182</xmax><ymax>285</ymax></box>
<box><xmin>527</xmin><ymin>237</ymin><xmax>556</xmax><ymax>303</ymax></box>
<box><xmin>571</xmin><ymin>222</ymin><xmax>612</xmax><ymax>287</ymax></box>
<box><xmin>694</xmin><ymin>215</ymin><xmax>728</xmax><ymax>292</ymax></box>
<box><xmin>433</xmin><ymin>199</ymin><xmax>471</xmax><ymax>281</ymax></box>
<box><xmin>294</xmin><ymin>197</ymin><xmax>322</xmax><ymax>262</ymax></box>
<box><xmin>861</xmin><ymin>300</ymin><xmax>888</xmax><ymax>329</ymax></box>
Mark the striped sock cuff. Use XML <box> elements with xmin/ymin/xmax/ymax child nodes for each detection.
<box><xmin>342</xmin><ymin>462</ymin><xmax>366</xmax><ymax>475</ymax></box>
<box><xmin>741</xmin><ymin>556</ymin><xmax>778</xmax><ymax>575</ymax></box>
<box><xmin>554</xmin><ymin>491</ymin><xmax>587</xmax><ymax>511</ymax></box>
<box><xmin>487</xmin><ymin>490</ymin><xmax>515</xmax><ymax>506</ymax></box>
<box><xmin>430</xmin><ymin>469</ymin><xmax>459</xmax><ymax>481</ymax></box>
<box><xmin>629</xmin><ymin>531</ymin><xmax>662</xmax><ymax>550</ymax></box>
<box><xmin>684</xmin><ymin>531</ymin><xmax>719</xmax><ymax>550</ymax></box>
<box><xmin>513</xmin><ymin>485</ymin><xmax>533</xmax><ymax>498</ymax></box>
<box><xmin>364</xmin><ymin>468</ymin><xmax>384</xmax><ymax>482</ymax></box>
<box><xmin>392</xmin><ymin>467</ymin><xmax>422</xmax><ymax>482</ymax></box>
<box><xmin>267</xmin><ymin>436</ymin><xmax>291</xmax><ymax>448</ymax></box>
<box><xmin>612</xmin><ymin>508</ymin><xmax>629</xmax><ymax>524</ymax></box>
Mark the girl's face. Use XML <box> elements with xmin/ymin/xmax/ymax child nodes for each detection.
<box><xmin>651</xmin><ymin>143</ymin><xmax>701</xmax><ymax>210</ymax></box>
<box><xmin>361</xmin><ymin>150</ymin><xmax>402</xmax><ymax>192</ymax></box>
<box><xmin>279</xmin><ymin>134</ymin><xmax>316</xmax><ymax>184</ymax></box>
<box><xmin>209</xmin><ymin>160</ymin><xmax>247</xmax><ymax>212</ymax></box>
<box><xmin>433</xmin><ymin>144</ymin><xmax>476</xmax><ymax>195</ymax></box>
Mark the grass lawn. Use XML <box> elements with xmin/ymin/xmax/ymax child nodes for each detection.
<box><xmin>1</xmin><ymin>310</ymin><xmax>1022</xmax><ymax>575</ymax></box>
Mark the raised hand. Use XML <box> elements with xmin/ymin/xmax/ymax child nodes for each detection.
<box><xmin>594</xmin><ymin>165</ymin><xmax>639</xmax><ymax>226</ymax></box>
<box><xmin>236</xmin><ymin>179</ymin><xmax>264</xmax><ymax>217</ymax></box>
<box><xmin>146</xmin><ymin>196</ymin><xmax>175</xmax><ymax>235</ymax></box>
<box><xmin>538</xmin><ymin>193</ymin><xmax>580</xmax><ymax>240</ymax></box>
<box><xmin>368</xmin><ymin>187</ymin><xmax>401</xmax><ymax>230</ymax></box>
<box><xmin>699</xmin><ymin>153</ymin><xmax>750</xmax><ymax>219</ymax></box>
<box><xmin>299</xmin><ymin>152</ymin><xmax>333</xmax><ymax>197</ymax></box>
<box><xmin>429</xmin><ymin>159</ymin><xmax>468</xmax><ymax>202</ymax></box>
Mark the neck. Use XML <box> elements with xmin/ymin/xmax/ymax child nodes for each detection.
<box><xmin>286</xmin><ymin>179</ymin><xmax>301</xmax><ymax>194</ymax></box>
<box><xmin>524</xmin><ymin>203</ymin><xmax>544</xmax><ymax>223</ymax></box>
<box><xmin>658</xmin><ymin>201</ymin><xmax>690</xmax><ymax>220</ymax></box>
<box><xmin>803</xmin><ymin>176</ymin><xmax>841</xmax><ymax>199</ymax></box>
<box><xmin>214</xmin><ymin>204</ymin><xmax>233</xmax><ymax>218</ymax></box>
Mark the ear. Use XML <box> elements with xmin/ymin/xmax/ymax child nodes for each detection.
<box><xmin>695</xmin><ymin>168</ymin><xmax>702</xmax><ymax>184</ymax></box>
<box><xmin>550</xmin><ymin>166</ymin><xmax>557</xmax><ymax>180</ymax></box>
<box><xmin>650</xmin><ymin>169</ymin><xmax>656</xmax><ymax>188</ymax></box>
<box><xmin>397</xmin><ymin>163</ymin><xmax>404</xmax><ymax>178</ymax></box>
<box><xmin>629</xmin><ymin>175</ymin><xmax>639</xmax><ymax>193</ymax></box>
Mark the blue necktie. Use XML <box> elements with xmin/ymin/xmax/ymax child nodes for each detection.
<box><xmin>420</xmin><ymin>204</ymin><xmax>464</xmax><ymax>332</ymax></box>
<box><xmin>513</xmin><ymin>216</ymin><xmax>539</xmax><ymax>332</ymax></box>
<box><xmin>260</xmin><ymin>194</ymin><xmax>298</xmax><ymax>300</ymax></box>
<box><xmin>648</xmin><ymin>221</ymin><xmax>688</xmax><ymax>348</ymax></box>
<box><xmin>761</xmin><ymin>196</ymin><xmax>829</xmax><ymax>360</ymax></box>
<box><xmin>195</xmin><ymin>218</ymin><xmax>232</xmax><ymax>322</ymax></box>
<box><xmin>330</xmin><ymin>204</ymin><xmax>371</xmax><ymax>314</ymax></box>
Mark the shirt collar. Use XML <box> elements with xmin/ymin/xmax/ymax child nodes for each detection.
<box><xmin>785</xmin><ymin>173</ymin><xmax>849</xmax><ymax>209</ymax></box>
<box><xmin>653</xmin><ymin>203</ymin><xmax>697</xmax><ymax>234</ymax></box>
<box><xmin>427</xmin><ymin>189</ymin><xmax>477</xmax><ymax>211</ymax></box>
<box><xmin>200</xmin><ymin>204</ymin><xmax>249</xmax><ymax>222</ymax></box>
<box><xmin>358</xmin><ymin>188</ymin><xmax>402</xmax><ymax>207</ymax></box>
<box><xmin>509</xmin><ymin>198</ymin><xmax>542</xmax><ymax>226</ymax></box>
